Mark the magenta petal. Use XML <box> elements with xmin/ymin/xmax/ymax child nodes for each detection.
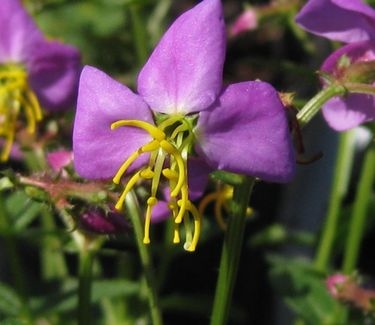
<box><xmin>0</xmin><ymin>0</ymin><xmax>43</xmax><ymax>62</ymax></box>
<box><xmin>322</xmin><ymin>95</ymin><xmax>375</xmax><ymax>131</ymax></box>
<box><xmin>321</xmin><ymin>42</ymin><xmax>375</xmax><ymax>130</ymax></box>
<box><xmin>137</xmin><ymin>0</ymin><xmax>226</xmax><ymax>114</ymax></box>
<box><xmin>28</xmin><ymin>41</ymin><xmax>81</xmax><ymax>111</ymax></box>
<box><xmin>196</xmin><ymin>82</ymin><xmax>295</xmax><ymax>183</ymax></box>
<box><xmin>188</xmin><ymin>158</ymin><xmax>211</xmax><ymax>200</ymax></box>
<box><xmin>151</xmin><ymin>200</ymin><xmax>170</xmax><ymax>224</ymax></box>
<box><xmin>73</xmin><ymin>66</ymin><xmax>154</xmax><ymax>179</ymax></box>
<box><xmin>296</xmin><ymin>0</ymin><xmax>375</xmax><ymax>43</ymax></box>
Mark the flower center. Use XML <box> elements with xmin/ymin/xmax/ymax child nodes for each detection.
<box><xmin>111</xmin><ymin>114</ymin><xmax>201</xmax><ymax>251</ymax></box>
<box><xmin>0</xmin><ymin>63</ymin><xmax>42</xmax><ymax>161</ymax></box>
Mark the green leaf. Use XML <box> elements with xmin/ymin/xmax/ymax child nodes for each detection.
<box><xmin>268</xmin><ymin>254</ymin><xmax>340</xmax><ymax>325</ymax></box>
<box><xmin>31</xmin><ymin>279</ymin><xmax>140</xmax><ymax>315</ymax></box>
<box><xmin>0</xmin><ymin>283</ymin><xmax>22</xmax><ymax>317</ymax></box>
<box><xmin>0</xmin><ymin>319</ymin><xmax>29</xmax><ymax>325</ymax></box>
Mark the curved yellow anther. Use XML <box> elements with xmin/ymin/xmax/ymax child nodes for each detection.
<box><xmin>143</xmin><ymin>196</ymin><xmax>158</xmax><ymax>244</ymax></box>
<box><xmin>112</xmin><ymin>140</ymin><xmax>159</xmax><ymax>184</ymax></box>
<box><xmin>140</xmin><ymin>167</ymin><xmax>154</xmax><ymax>179</ymax></box>
<box><xmin>115</xmin><ymin>170</ymin><xmax>143</xmax><ymax>210</ymax></box>
<box><xmin>111</xmin><ymin>119</ymin><xmax>166</xmax><ymax>141</ymax></box>
<box><xmin>162</xmin><ymin>168</ymin><xmax>178</xmax><ymax>180</ymax></box>
<box><xmin>27</xmin><ymin>89</ymin><xmax>43</xmax><ymax>121</ymax></box>
<box><xmin>159</xmin><ymin>140</ymin><xmax>186</xmax><ymax>197</ymax></box>
<box><xmin>1</xmin><ymin>132</ymin><xmax>14</xmax><ymax>162</ymax></box>
<box><xmin>0</xmin><ymin>65</ymin><xmax>43</xmax><ymax>162</ymax></box>
<box><xmin>175</xmin><ymin>187</ymin><xmax>188</xmax><ymax>224</ymax></box>
<box><xmin>173</xmin><ymin>223</ymin><xmax>181</xmax><ymax>244</ymax></box>
<box><xmin>184</xmin><ymin>201</ymin><xmax>201</xmax><ymax>252</ymax></box>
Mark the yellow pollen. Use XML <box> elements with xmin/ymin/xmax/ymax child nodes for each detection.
<box><xmin>112</xmin><ymin>115</ymin><xmax>202</xmax><ymax>250</ymax></box>
<box><xmin>0</xmin><ymin>64</ymin><xmax>43</xmax><ymax>161</ymax></box>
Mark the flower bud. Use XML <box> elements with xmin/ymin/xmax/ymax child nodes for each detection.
<box><xmin>79</xmin><ymin>208</ymin><xmax>130</xmax><ymax>235</ymax></box>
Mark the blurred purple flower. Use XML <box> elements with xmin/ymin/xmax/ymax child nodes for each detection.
<box><xmin>73</xmin><ymin>0</ymin><xmax>295</xmax><ymax>250</ymax></box>
<box><xmin>321</xmin><ymin>41</ymin><xmax>375</xmax><ymax>130</ymax></box>
<box><xmin>79</xmin><ymin>208</ymin><xmax>130</xmax><ymax>235</ymax></box>
<box><xmin>296</xmin><ymin>0</ymin><xmax>375</xmax><ymax>130</ymax></box>
<box><xmin>296</xmin><ymin>0</ymin><xmax>375</xmax><ymax>43</ymax></box>
<box><xmin>0</xmin><ymin>0</ymin><xmax>81</xmax><ymax>160</ymax></box>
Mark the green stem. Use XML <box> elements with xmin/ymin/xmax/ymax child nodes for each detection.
<box><xmin>210</xmin><ymin>177</ymin><xmax>256</xmax><ymax>325</ymax></box>
<box><xmin>0</xmin><ymin>193</ymin><xmax>31</xmax><ymax>320</ymax></box>
<box><xmin>314</xmin><ymin>131</ymin><xmax>355</xmax><ymax>272</ymax></box>
<box><xmin>342</xmin><ymin>142</ymin><xmax>375</xmax><ymax>274</ymax></box>
<box><xmin>296</xmin><ymin>85</ymin><xmax>346</xmax><ymax>128</ymax></box>
<box><xmin>129</xmin><ymin>4</ymin><xmax>149</xmax><ymax>67</ymax></box>
<box><xmin>125</xmin><ymin>192</ymin><xmax>163</xmax><ymax>325</ymax></box>
<box><xmin>78</xmin><ymin>245</ymin><xmax>95</xmax><ymax>325</ymax></box>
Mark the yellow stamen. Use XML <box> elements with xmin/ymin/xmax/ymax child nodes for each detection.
<box><xmin>198</xmin><ymin>185</ymin><xmax>234</xmax><ymax>231</ymax></box>
<box><xmin>111</xmin><ymin>115</ymin><xmax>202</xmax><ymax>250</ymax></box>
<box><xmin>183</xmin><ymin>200</ymin><xmax>201</xmax><ymax>252</ymax></box>
<box><xmin>143</xmin><ymin>196</ymin><xmax>158</xmax><ymax>244</ymax></box>
<box><xmin>115</xmin><ymin>170</ymin><xmax>143</xmax><ymax>210</ymax></box>
<box><xmin>111</xmin><ymin>119</ymin><xmax>165</xmax><ymax>141</ymax></box>
<box><xmin>112</xmin><ymin>139</ymin><xmax>159</xmax><ymax>184</ymax></box>
<box><xmin>0</xmin><ymin>64</ymin><xmax>43</xmax><ymax>161</ymax></box>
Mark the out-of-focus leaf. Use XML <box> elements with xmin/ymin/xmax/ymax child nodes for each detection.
<box><xmin>0</xmin><ymin>283</ymin><xmax>22</xmax><ymax>318</ymax></box>
<box><xmin>31</xmin><ymin>279</ymin><xmax>140</xmax><ymax>315</ymax></box>
<box><xmin>3</xmin><ymin>191</ymin><xmax>44</xmax><ymax>232</ymax></box>
<box><xmin>268</xmin><ymin>254</ymin><xmax>339</xmax><ymax>325</ymax></box>
<box><xmin>0</xmin><ymin>319</ymin><xmax>29</xmax><ymax>325</ymax></box>
<box><xmin>0</xmin><ymin>178</ymin><xmax>14</xmax><ymax>191</ymax></box>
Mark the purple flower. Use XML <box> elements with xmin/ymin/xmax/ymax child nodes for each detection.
<box><xmin>321</xmin><ymin>41</ymin><xmax>375</xmax><ymax>130</ymax></box>
<box><xmin>296</xmin><ymin>0</ymin><xmax>375</xmax><ymax>130</ymax></box>
<box><xmin>0</xmin><ymin>0</ymin><xmax>81</xmax><ymax>160</ymax></box>
<box><xmin>295</xmin><ymin>0</ymin><xmax>375</xmax><ymax>43</ymax></box>
<box><xmin>73</xmin><ymin>0</ymin><xmax>295</xmax><ymax>250</ymax></box>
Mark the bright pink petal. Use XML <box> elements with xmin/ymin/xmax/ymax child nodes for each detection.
<box><xmin>0</xmin><ymin>0</ymin><xmax>43</xmax><ymax>62</ymax></box>
<box><xmin>137</xmin><ymin>0</ymin><xmax>226</xmax><ymax>114</ymax></box>
<box><xmin>196</xmin><ymin>82</ymin><xmax>295</xmax><ymax>183</ymax></box>
<box><xmin>28</xmin><ymin>41</ymin><xmax>81</xmax><ymax>111</ymax></box>
<box><xmin>296</xmin><ymin>0</ymin><xmax>375</xmax><ymax>43</ymax></box>
<box><xmin>73</xmin><ymin>66</ymin><xmax>154</xmax><ymax>179</ymax></box>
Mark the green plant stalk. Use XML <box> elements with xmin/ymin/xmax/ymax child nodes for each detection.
<box><xmin>130</xmin><ymin>3</ymin><xmax>149</xmax><ymax>67</ymax></box>
<box><xmin>40</xmin><ymin>207</ymin><xmax>68</xmax><ymax>279</ymax></box>
<box><xmin>0</xmin><ymin>193</ymin><xmax>32</xmax><ymax>320</ymax></box>
<box><xmin>210</xmin><ymin>177</ymin><xmax>255</xmax><ymax>325</ymax></box>
<box><xmin>314</xmin><ymin>131</ymin><xmax>355</xmax><ymax>272</ymax></box>
<box><xmin>78</xmin><ymin>245</ymin><xmax>95</xmax><ymax>325</ymax></box>
<box><xmin>125</xmin><ymin>191</ymin><xmax>163</xmax><ymax>325</ymax></box>
<box><xmin>342</xmin><ymin>142</ymin><xmax>375</xmax><ymax>274</ymax></box>
<box><xmin>296</xmin><ymin>85</ymin><xmax>346</xmax><ymax>128</ymax></box>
